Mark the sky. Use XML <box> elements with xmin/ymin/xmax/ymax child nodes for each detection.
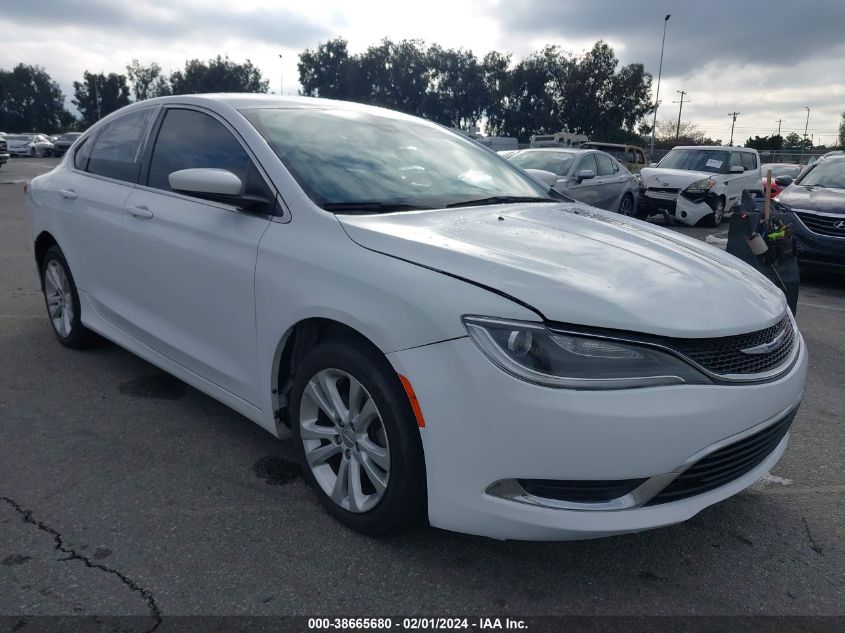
<box><xmin>2</xmin><ymin>0</ymin><xmax>844</xmax><ymax>144</ymax></box>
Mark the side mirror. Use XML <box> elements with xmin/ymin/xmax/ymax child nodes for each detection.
<box><xmin>774</xmin><ymin>175</ymin><xmax>793</xmax><ymax>187</ymax></box>
<box><xmin>649</xmin><ymin>162</ymin><xmax>658</xmax><ymax>168</ymax></box>
<box><xmin>730</xmin><ymin>165</ymin><xmax>744</xmax><ymax>174</ymax></box>
<box><xmin>576</xmin><ymin>169</ymin><xmax>596</xmax><ymax>183</ymax></box>
<box><xmin>524</xmin><ymin>168</ymin><xmax>559</xmax><ymax>187</ymax></box>
<box><xmin>168</xmin><ymin>168</ymin><xmax>270</xmax><ymax>210</ymax></box>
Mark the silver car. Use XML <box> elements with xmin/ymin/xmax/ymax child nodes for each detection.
<box><xmin>508</xmin><ymin>148</ymin><xmax>639</xmax><ymax>215</ymax></box>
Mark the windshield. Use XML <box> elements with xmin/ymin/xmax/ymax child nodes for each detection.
<box><xmin>761</xmin><ymin>164</ymin><xmax>801</xmax><ymax>178</ymax></box>
<box><xmin>6</xmin><ymin>135</ymin><xmax>32</xmax><ymax>141</ymax></box>
<box><xmin>797</xmin><ymin>159</ymin><xmax>845</xmax><ymax>189</ymax></box>
<box><xmin>509</xmin><ymin>151</ymin><xmax>576</xmax><ymax>175</ymax></box>
<box><xmin>241</xmin><ymin>108</ymin><xmax>553</xmax><ymax>211</ymax></box>
<box><xmin>58</xmin><ymin>133</ymin><xmax>81</xmax><ymax>141</ymax></box>
<box><xmin>658</xmin><ymin>149</ymin><xmax>729</xmax><ymax>174</ymax></box>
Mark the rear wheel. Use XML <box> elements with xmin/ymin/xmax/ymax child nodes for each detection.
<box><xmin>41</xmin><ymin>246</ymin><xmax>102</xmax><ymax>349</ymax></box>
<box><xmin>290</xmin><ymin>339</ymin><xmax>426</xmax><ymax>536</ymax></box>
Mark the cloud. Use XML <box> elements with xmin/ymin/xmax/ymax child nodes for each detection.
<box><xmin>1</xmin><ymin>0</ymin><xmax>330</xmax><ymax>48</ymax></box>
<box><xmin>502</xmin><ymin>0</ymin><xmax>845</xmax><ymax>78</ymax></box>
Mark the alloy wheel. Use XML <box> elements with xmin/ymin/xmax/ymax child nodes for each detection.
<box><xmin>44</xmin><ymin>260</ymin><xmax>73</xmax><ymax>337</ymax></box>
<box><xmin>299</xmin><ymin>368</ymin><xmax>391</xmax><ymax>513</ymax></box>
<box><xmin>619</xmin><ymin>194</ymin><xmax>634</xmax><ymax>216</ymax></box>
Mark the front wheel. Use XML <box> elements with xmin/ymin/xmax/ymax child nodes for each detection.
<box><xmin>618</xmin><ymin>193</ymin><xmax>635</xmax><ymax>216</ymax></box>
<box><xmin>703</xmin><ymin>196</ymin><xmax>726</xmax><ymax>227</ymax></box>
<box><xmin>290</xmin><ymin>339</ymin><xmax>426</xmax><ymax>536</ymax></box>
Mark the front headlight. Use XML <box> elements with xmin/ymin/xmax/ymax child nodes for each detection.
<box><xmin>463</xmin><ymin>317</ymin><xmax>710</xmax><ymax>390</ymax></box>
<box><xmin>684</xmin><ymin>178</ymin><xmax>716</xmax><ymax>194</ymax></box>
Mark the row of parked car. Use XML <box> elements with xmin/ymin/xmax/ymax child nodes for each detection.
<box><xmin>0</xmin><ymin>132</ymin><xmax>82</xmax><ymax>163</ymax></box>
<box><xmin>497</xmin><ymin>143</ymin><xmax>844</xmax><ymax>268</ymax></box>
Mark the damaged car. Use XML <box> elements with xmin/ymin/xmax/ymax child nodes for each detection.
<box><xmin>639</xmin><ymin>146</ymin><xmax>761</xmax><ymax>226</ymax></box>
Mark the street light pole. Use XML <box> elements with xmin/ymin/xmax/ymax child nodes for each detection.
<box><xmin>278</xmin><ymin>53</ymin><xmax>283</xmax><ymax>95</ymax></box>
<box><xmin>649</xmin><ymin>14</ymin><xmax>671</xmax><ymax>156</ymax></box>
<box><xmin>802</xmin><ymin>106</ymin><xmax>810</xmax><ymax>162</ymax></box>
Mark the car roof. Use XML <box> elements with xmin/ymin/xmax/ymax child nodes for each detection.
<box><xmin>514</xmin><ymin>148</ymin><xmax>582</xmax><ymax>154</ymax></box>
<box><xmin>672</xmin><ymin>145</ymin><xmax>755</xmax><ymax>152</ymax></box>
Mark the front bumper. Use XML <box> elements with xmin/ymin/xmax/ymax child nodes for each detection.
<box><xmin>640</xmin><ymin>189</ymin><xmax>719</xmax><ymax>226</ymax></box>
<box><xmin>9</xmin><ymin>147</ymin><xmax>34</xmax><ymax>157</ymax></box>
<box><xmin>388</xmin><ymin>334</ymin><xmax>807</xmax><ymax>540</ymax></box>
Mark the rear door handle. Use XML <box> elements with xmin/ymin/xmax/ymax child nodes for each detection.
<box><xmin>60</xmin><ymin>189</ymin><xmax>77</xmax><ymax>200</ymax></box>
<box><xmin>129</xmin><ymin>205</ymin><xmax>154</xmax><ymax>219</ymax></box>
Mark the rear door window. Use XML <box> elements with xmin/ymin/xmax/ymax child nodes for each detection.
<box><xmin>740</xmin><ymin>152</ymin><xmax>757</xmax><ymax>171</ymax></box>
<box><xmin>86</xmin><ymin>108</ymin><xmax>156</xmax><ymax>183</ymax></box>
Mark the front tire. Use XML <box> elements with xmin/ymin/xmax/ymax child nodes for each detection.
<box><xmin>41</xmin><ymin>246</ymin><xmax>102</xmax><ymax>349</ymax></box>
<box><xmin>703</xmin><ymin>196</ymin><xmax>726</xmax><ymax>227</ymax></box>
<box><xmin>290</xmin><ymin>339</ymin><xmax>426</xmax><ymax>536</ymax></box>
<box><xmin>618</xmin><ymin>193</ymin><xmax>635</xmax><ymax>216</ymax></box>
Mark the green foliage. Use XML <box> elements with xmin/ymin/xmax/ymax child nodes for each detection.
<box><xmin>745</xmin><ymin>134</ymin><xmax>783</xmax><ymax>150</ymax></box>
<box><xmin>782</xmin><ymin>132</ymin><xmax>811</xmax><ymax>150</ymax></box>
<box><xmin>0</xmin><ymin>64</ymin><xmax>74</xmax><ymax>132</ymax></box>
<box><xmin>839</xmin><ymin>111</ymin><xmax>845</xmax><ymax>149</ymax></box>
<box><xmin>297</xmin><ymin>38</ymin><xmax>655</xmax><ymax>141</ymax></box>
<box><xmin>72</xmin><ymin>71</ymin><xmax>131</xmax><ymax>126</ymax></box>
<box><xmin>126</xmin><ymin>60</ymin><xmax>170</xmax><ymax>101</ymax></box>
<box><xmin>169</xmin><ymin>56</ymin><xmax>268</xmax><ymax>95</ymax></box>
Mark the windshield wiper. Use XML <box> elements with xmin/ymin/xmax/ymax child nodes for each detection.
<box><xmin>322</xmin><ymin>201</ymin><xmax>433</xmax><ymax>213</ymax></box>
<box><xmin>445</xmin><ymin>196</ymin><xmax>556</xmax><ymax>208</ymax></box>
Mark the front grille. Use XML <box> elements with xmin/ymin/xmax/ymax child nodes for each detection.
<box><xmin>518</xmin><ymin>478</ymin><xmax>647</xmax><ymax>503</ymax></box>
<box><xmin>667</xmin><ymin>314</ymin><xmax>795</xmax><ymax>376</ymax></box>
<box><xmin>795</xmin><ymin>212</ymin><xmax>845</xmax><ymax>238</ymax></box>
<box><xmin>647</xmin><ymin>187</ymin><xmax>680</xmax><ymax>194</ymax></box>
<box><xmin>646</xmin><ymin>410</ymin><xmax>795</xmax><ymax>505</ymax></box>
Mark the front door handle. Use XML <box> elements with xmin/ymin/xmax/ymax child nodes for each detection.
<box><xmin>60</xmin><ymin>189</ymin><xmax>77</xmax><ymax>200</ymax></box>
<box><xmin>129</xmin><ymin>205</ymin><xmax>154</xmax><ymax>219</ymax></box>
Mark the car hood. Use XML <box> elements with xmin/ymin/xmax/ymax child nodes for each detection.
<box><xmin>777</xmin><ymin>184</ymin><xmax>845</xmax><ymax>214</ymax></box>
<box><xmin>338</xmin><ymin>203</ymin><xmax>786</xmax><ymax>338</ymax></box>
<box><xmin>640</xmin><ymin>167</ymin><xmax>714</xmax><ymax>189</ymax></box>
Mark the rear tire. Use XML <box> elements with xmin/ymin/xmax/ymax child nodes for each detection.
<box><xmin>41</xmin><ymin>246</ymin><xmax>102</xmax><ymax>349</ymax></box>
<box><xmin>290</xmin><ymin>339</ymin><xmax>426</xmax><ymax>536</ymax></box>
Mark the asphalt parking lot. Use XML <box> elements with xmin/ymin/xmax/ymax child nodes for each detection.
<box><xmin>1</xmin><ymin>159</ymin><xmax>843</xmax><ymax>627</ymax></box>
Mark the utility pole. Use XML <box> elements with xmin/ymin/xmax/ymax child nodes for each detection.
<box><xmin>278</xmin><ymin>53</ymin><xmax>283</xmax><ymax>95</ymax></box>
<box><xmin>727</xmin><ymin>112</ymin><xmax>740</xmax><ymax>146</ymax></box>
<box><xmin>775</xmin><ymin>118</ymin><xmax>783</xmax><ymax>137</ymax></box>
<box><xmin>649</xmin><ymin>14</ymin><xmax>671</xmax><ymax>156</ymax></box>
<box><xmin>673</xmin><ymin>90</ymin><xmax>690</xmax><ymax>139</ymax></box>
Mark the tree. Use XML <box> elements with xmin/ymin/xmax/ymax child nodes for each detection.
<box><xmin>838</xmin><ymin>111</ymin><xmax>845</xmax><ymax>148</ymax></box>
<box><xmin>745</xmin><ymin>134</ymin><xmax>783</xmax><ymax>151</ymax></box>
<box><xmin>652</xmin><ymin>117</ymin><xmax>721</xmax><ymax>147</ymax></box>
<box><xmin>0</xmin><ymin>64</ymin><xmax>74</xmax><ymax>132</ymax></box>
<box><xmin>422</xmin><ymin>46</ymin><xmax>487</xmax><ymax>129</ymax></box>
<box><xmin>298</xmin><ymin>38</ymin><xmax>353</xmax><ymax>99</ymax></box>
<box><xmin>169</xmin><ymin>56</ymin><xmax>268</xmax><ymax>95</ymax></box>
<box><xmin>126</xmin><ymin>59</ymin><xmax>170</xmax><ymax>101</ymax></box>
<box><xmin>783</xmin><ymin>132</ymin><xmax>811</xmax><ymax>151</ymax></box>
<box><xmin>72</xmin><ymin>71</ymin><xmax>131</xmax><ymax>126</ymax></box>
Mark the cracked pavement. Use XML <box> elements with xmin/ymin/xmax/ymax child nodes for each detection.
<box><xmin>1</xmin><ymin>161</ymin><xmax>843</xmax><ymax>620</ymax></box>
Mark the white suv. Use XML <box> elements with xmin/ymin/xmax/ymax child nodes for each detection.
<box><xmin>639</xmin><ymin>146</ymin><xmax>762</xmax><ymax>226</ymax></box>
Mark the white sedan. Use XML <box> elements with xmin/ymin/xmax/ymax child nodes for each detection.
<box><xmin>6</xmin><ymin>133</ymin><xmax>55</xmax><ymax>157</ymax></box>
<box><xmin>26</xmin><ymin>95</ymin><xmax>806</xmax><ymax>540</ymax></box>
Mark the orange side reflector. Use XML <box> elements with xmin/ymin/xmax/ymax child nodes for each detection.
<box><xmin>398</xmin><ymin>374</ymin><xmax>426</xmax><ymax>428</ymax></box>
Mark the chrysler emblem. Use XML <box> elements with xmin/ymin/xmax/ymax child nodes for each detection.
<box><xmin>741</xmin><ymin>330</ymin><xmax>786</xmax><ymax>355</ymax></box>
<box><xmin>834</xmin><ymin>220</ymin><xmax>845</xmax><ymax>229</ymax></box>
